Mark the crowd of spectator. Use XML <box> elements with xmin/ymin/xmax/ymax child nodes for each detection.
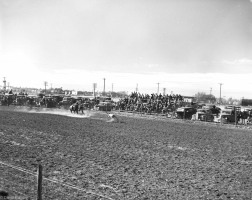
<box><xmin>115</xmin><ymin>92</ymin><xmax>186</xmax><ymax>113</ymax></box>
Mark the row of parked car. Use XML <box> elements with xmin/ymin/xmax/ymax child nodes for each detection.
<box><xmin>94</xmin><ymin>99</ymin><xmax>252</xmax><ymax>124</ymax></box>
<box><xmin>175</xmin><ymin>104</ymin><xmax>252</xmax><ymax>124</ymax></box>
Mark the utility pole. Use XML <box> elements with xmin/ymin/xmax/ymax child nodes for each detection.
<box><xmin>136</xmin><ymin>84</ymin><xmax>138</xmax><ymax>92</ymax></box>
<box><xmin>3</xmin><ymin>77</ymin><xmax>6</xmax><ymax>92</ymax></box>
<box><xmin>219</xmin><ymin>83</ymin><xmax>223</xmax><ymax>104</ymax></box>
<box><xmin>210</xmin><ymin>87</ymin><xmax>212</xmax><ymax>95</ymax></box>
<box><xmin>44</xmin><ymin>81</ymin><xmax>48</xmax><ymax>95</ymax></box>
<box><xmin>103</xmin><ymin>78</ymin><xmax>106</xmax><ymax>96</ymax></box>
<box><xmin>112</xmin><ymin>83</ymin><xmax>113</xmax><ymax>92</ymax></box>
<box><xmin>157</xmin><ymin>83</ymin><xmax>160</xmax><ymax>94</ymax></box>
<box><xmin>163</xmin><ymin>88</ymin><xmax>166</xmax><ymax>96</ymax></box>
<box><xmin>93</xmin><ymin>83</ymin><xmax>97</xmax><ymax>97</ymax></box>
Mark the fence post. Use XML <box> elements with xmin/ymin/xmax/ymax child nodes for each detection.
<box><xmin>235</xmin><ymin>108</ymin><xmax>237</xmax><ymax>127</ymax></box>
<box><xmin>37</xmin><ymin>164</ymin><xmax>43</xmax><ymax>200</ymax></box>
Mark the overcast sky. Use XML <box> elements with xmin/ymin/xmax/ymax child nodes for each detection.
<box><xmin>1</xmin><ymin>0</ymin><xmax>252</xmax><ymax>98</ymax></box>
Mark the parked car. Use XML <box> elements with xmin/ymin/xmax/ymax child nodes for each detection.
<box><xmin>195</xmin><ymin>105</ymin><xmax>220</xmax><ymax>122</ymax></box>
<box><xmin>58</xmin><ymin>96</ymin><xmax>76</xmax><ymax>108</ymax></box>
<box><xmin>214</xmin><ymin>109</ymin><xmax>237</xmax><ymax>123</ymax></box>
<box><xmin>94</xmin><ymin>102</ymin><xmax>112</xmax><ymax>111</ymax></box>
<box><xmin>176</xmin><ymin>107</ymin><xmax>197</xmax><ymax>119</ymax></box>
<box><xmin>195</xmin><ymin>109</ymin><xmax>213</xmax><ymax>121</ymax></box>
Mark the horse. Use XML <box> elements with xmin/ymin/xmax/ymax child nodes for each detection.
<box><xmin>238</xmin><ymin>111</ymin><xmax>250</xmax><ymax>125</ymax></box>
<box><xmin>69</xmin><ymin>103</ymin><xmax>79</xmax><ymax>114</ymax></box>
<box><xmin>79</xmin><ymin>103</ymin><xmax>84</xmax><ymax>114</ymax></box>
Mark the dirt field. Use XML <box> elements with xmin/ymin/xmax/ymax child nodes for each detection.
<box><xmin>0</xmin><ymin>106</ymin><xmax>252</xmax><ymax>200</ymax></box>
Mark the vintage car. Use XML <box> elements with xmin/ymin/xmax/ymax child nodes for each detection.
<box><xmin>214</xmin><ymin>109</ymin><xmax>237</xmax><ymax>123</ymax></box>
<box><xmin>175</xmin><ymin>107</ymin><xmax>197</xmax><ymax>119</ymax></box>
<box><xmin>196</xmin><ymin>109</ymin><xmax>216</xmax><ymax>122</ymax></box>
<box><xmin>94</xmin><ymin>102</ymin><xmax>112</xmax><ymax>111</ymax></box>
<box><xmin>58</xmin><ymin>96</ymin><xmax>76</xmax><ymax>108</ymax></box>
<box><xmin>0</xmin><ymin>94</ymin><xmax>15</xmax><ymax>106</ymax></box>
<box><xmin>51</xmin><ymin>95</ymin><xmax>64</xmax><ymax>104</ymax></box>
<box><xmin>13</xmin><ymin>95</ymin><xmax>27</xmax><ymax>106</ymax></box>
<box><xmin>243</xmin><ymin>108</ymin><xmax>252</xmax><ymax>116</ymax></box>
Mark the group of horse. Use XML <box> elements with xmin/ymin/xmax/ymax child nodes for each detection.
<box><xmin>69</xmin><ymin>102</ymin><xmax>85</xmax><ymax>114</ymax></box>
<box><xmin>237</xmin><ymin>110</ymin><xmax>252</xmax><ymax>125</ymax></box>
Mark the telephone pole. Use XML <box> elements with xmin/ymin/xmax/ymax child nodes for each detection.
<box><xmin>103</xmin><ymin>78</ymin><xmax>106</xmax><ymax>95</ymax></box>
<box><xmin>93</xmin><ymin>83</ymin><xmax>97</xmax><ymax>97</ymax></box>
<box><xmin>136</xmin><ymin>83</ymin><xmax>138</xmax><ymax>92</ymax></box>
<box><xmin>112</xmin><ymin>83</ymin><xmax>113</xmax><ymax>93</ymax></box>
<box><xmin>157</xmin><ymin>83</ymin><xmax>160</xmax><ymax>94</ymax></box>
<box><xmin>44</xmin><ymin>81</ymin><xmax>48</xmax><ymax>95</ymax></box>
<box><xmin>219</xmin><ymin>83</ymin><xmax>223</xmax><ymax>104</ymax></box>
<box><xmin>163</xmin><ymin>88</ymin><xmax>166</xmax><ymax>95</ymax></box>
<box><xmin>210</xmin><ymin>87</ymin><xmax>212</xmax><ymax>95</ymax></box>
<box><xmin>3</xmin><ymin>77</ymin><xmax>6</xmax><ymax>92</ymax></box>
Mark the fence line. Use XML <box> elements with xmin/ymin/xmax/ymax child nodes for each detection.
<box><xmin>0</xmin><ymin>160</ymin><xmax>116</xmax><ymax>200</ymax></box>
<box><xmin>0</xmin><ymin>168</ymin><xmax>36</xmax><ymax>182</ymax></box>
<box><xmin>0</xmin><ymin>161</ymin><xmax>36</xmax><ymax>176</ymax></box>
<box><xmin>43</xmin><ymin>177</ymin><xmax>115</xmax><ymax>200</ymax></box>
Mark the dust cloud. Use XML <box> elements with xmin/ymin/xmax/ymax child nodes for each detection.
<box><xmin>13</xmin><ymin>107</ymin><xmax>92</xmax><ymax>118</ymax></box>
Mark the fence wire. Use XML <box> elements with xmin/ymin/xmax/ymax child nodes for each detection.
<box><xmin>0</xmin><ymin>161</ymin><xmax>117</xmax><ymax>200</ymax></box>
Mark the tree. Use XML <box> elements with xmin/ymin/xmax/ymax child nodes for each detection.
<box><xmin>195</xmin><ymin>92</ymin><xmax>216</xmax><ymax>103</ymax></box>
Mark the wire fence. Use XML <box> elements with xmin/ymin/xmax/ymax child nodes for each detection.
<box><xmin>0</xmin><ymin>161</ymin><xmax>118</xmax><ymax>200</ymax></box>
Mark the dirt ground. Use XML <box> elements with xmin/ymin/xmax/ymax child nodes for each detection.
<box><xmin>0</xmin><ymin>106</ymin><xmax>252</xmax><ymax>200</ymax></box>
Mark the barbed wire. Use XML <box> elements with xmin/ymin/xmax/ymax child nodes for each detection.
<box><xmin>0</xmin><ymin>160</ymin><xmax>115</xmax><ymax>200</ymax></box>
<box><xmin>43</xmin><ymin>177</ymin><xmax>115</xmax><ymax>200</ymax></box>
<box><xmin>0</xmin><ymin>161</ymin><xmax>36</xmax><ymax>176</ymax></box>
<box><xmin>0</xmin><ymin>168</ymin><xmax>36</xmax><ymax>182</ymax></box>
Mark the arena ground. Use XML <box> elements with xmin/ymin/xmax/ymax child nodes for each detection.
<box><xmin>0</xmin><ymin>106</ymin><xmax>252</xmax><ymax>199</ymax></box>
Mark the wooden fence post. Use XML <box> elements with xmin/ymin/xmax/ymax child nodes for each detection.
<box><xmin>235</xmin><ymin>108</ymin><xmax>237</xmax><ymax>127</ymax></box>
<box><xmin>37</xmin><ymin>164</ymin><xmax>43</xmax><ymax>200</ymax></box>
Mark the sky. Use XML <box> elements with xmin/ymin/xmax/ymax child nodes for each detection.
<box><xmin>1</xmin><ymin>0</ymin><xmax>252</xmax><ymax>99</ymax></box>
